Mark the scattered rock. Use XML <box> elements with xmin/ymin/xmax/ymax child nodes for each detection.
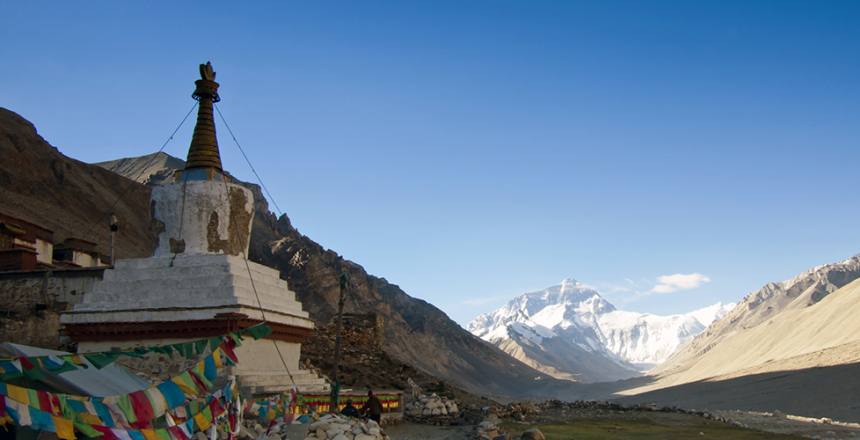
<box><xmin>520</xmin><ymin>428</ymin><xmax>545</xmax><ymax>440</ymax></box>
<box><xmin>475</xmin><ymin>418</ymin><xmax>511</xmax><ymax>440</ymax></box>
<box><xmin>301</xmin><ymin>414</ymin><xmax>388</xmax><ymax>440</ymax></box>
<box><xmin>404</xmin><ymin>393</ymin><xmax>462</xmax><ymax>425</ymax></box>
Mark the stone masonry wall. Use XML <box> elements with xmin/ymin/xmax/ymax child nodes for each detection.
<box><xmin>0</xmin><ymin>268</ymin><xmax>104</xmax><ymax>349</ymax></box>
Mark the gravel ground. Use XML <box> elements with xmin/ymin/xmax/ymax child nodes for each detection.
<box><xmin>281</xmin><ymin>421</ymin><xmax>473</xmax><ymax>440</ymax></box>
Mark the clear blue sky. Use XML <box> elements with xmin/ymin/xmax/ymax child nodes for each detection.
<box><xmin>3</xmin><ymin>1</ymin><xmax>859</xmax><ymax>326</ymax></box>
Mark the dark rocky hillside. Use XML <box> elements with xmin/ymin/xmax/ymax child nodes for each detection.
<box><xmin>0</xmin><ymin>108</ymin><xmax>154</xmax><ymax>260</ymax></box>
<box><xmin>1</xmin><ymin>108</ymin><xmax>579</xmax><ymax>399</ymax></box>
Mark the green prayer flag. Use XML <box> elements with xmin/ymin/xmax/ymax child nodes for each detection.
<box><xmin>84</xmin><ymin>352</ymin><xmax>121</xmax><ymax>369</ymax></box>
<box><xmin>155</xmin><ymin>429</ymin><xmax>172</xmax><ymax>440</ymax></box>
<box><xmin>75</xmin><ymin>421</ymin><xmax>102</xmax><ymax>437</ymax></box>
<box><xmin>175</xmin><ymin>343</ymin><xmax>195</xmax><ymax>358</ymax></box>
<box><xmin>128</xmin><ymin>347</ymin><xmax>149</xmax><ymax>358</ymax></box>
<box><xmin>244</xmin><ymin>324</ymin><xmax>272</xmax><ymax>340</ymax></box>
<box><xmin>117</xmin><ymin>395</ymin><xmax>138</xmax><ymax>424</ymax></box>
<box><xmin>23</xmin><ymin>366</ymin><xmax>48</xmax><ymax>381</ymax></box>
<box><xmin>207</xmin><ymin>337</ymin><xmax>222</xmax><ymax>351</ymax></box>
<box><xmin>152</xmin><ymin>346</ymin><xmax>172</xmax><ymax>355</ymax></box>
<box><xmin>194</xmin><ymin>340</ymin><xmax>207</xmax><ymax>355</ymax></box>
<box><xmin>59</xmin><ymin>398</ymin><xmax>74</xmax><ymax>419</ymax></box>
<box><xmin>47</xmin><ymin>360</ymin><xmax>79</xmax><ymax>375</ymax></box>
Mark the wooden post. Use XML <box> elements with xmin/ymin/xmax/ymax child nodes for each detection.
<box><xmin>109</xmin><ymin>214</ymin><xmax>119</xmax><ymax>266</ymax></box>
<box><xmin>330</xmin><ymin>272</ymin><xmax>348</xmax><ymax>411</ymax></box>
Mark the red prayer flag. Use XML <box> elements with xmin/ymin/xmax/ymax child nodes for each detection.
<box><xmin>50</xmin><ymin>394</ymin><xmax>62</xmax><ymax>416</ymax></box>
<box><xmin>219</xmin><ymin>342</ymin><xmax>238</xmax><ymax>364</ymax></box>
<box><xmin>168</xmin><ymin>426</ymin><xmax>188</xmax><ymax>440</ymax></box>
<box><xmin>94</xmin><ymin>425</ymin><xmax>119</xmax><ymax>440</ymax></box>
<box><xmin>37</xmin><ymin>391</ymin><xmax>52</xmax><ymax>412</ymax></box>
<box><xmin>187</xmin><ymin>372</ymin><xmax>209</xmax><ymax>394</ymax></box>
<box><xmin>19</xmin><ymin>357</ymin><xmax>34</xmax><ymax>370</ymax></box>
<box><xmin>129</xmin><ymin>391</ymin><xmax>155</xmax><ymax>428</ymax></box>
<box><xmin>209</xmin><ymin>399</ymin><xmax>224</xmax><ymax>418</ymax></box>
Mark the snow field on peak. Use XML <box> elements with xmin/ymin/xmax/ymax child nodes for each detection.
<box><xmin>469</xmin><ymin>279</ymin><xmax>736</xmax><ymax>370</ymax></box>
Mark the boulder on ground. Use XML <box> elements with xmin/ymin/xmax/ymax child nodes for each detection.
<box><xmin>520</xmin><ymin>428</ymin><xmax>545</xmax><ymax>440</ymax></box>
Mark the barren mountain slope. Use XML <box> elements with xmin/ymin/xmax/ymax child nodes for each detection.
<box><xmin>623</xmin><ymin>259</ymin><xmax>860</xmax><ymax>396</ymax></box>
<box><xmin>0</xmin><ymin>108</ymin><xmax>154</xmax><ymax>259</ymax></box>
<box><xmin>654</xmin><ymin>255</ymin><xmax>860</xmax><ymax>379</ymax></box>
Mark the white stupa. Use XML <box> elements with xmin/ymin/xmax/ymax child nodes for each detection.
<box><xmin>61</xmin><ymin>62</ymin><xmax>328</xmax><ymax>394</ymax></box>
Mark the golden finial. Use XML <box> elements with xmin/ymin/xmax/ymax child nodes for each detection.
<box><xmin>185</xmin><ymin>61</ymin><xmax>223</xmax><ymax>171</ymax></box>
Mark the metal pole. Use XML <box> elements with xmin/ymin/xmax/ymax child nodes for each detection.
<box><xmin>331</xmin><ymin>273</ymin><xmax>347</xmax><ymax>412</ymax></box>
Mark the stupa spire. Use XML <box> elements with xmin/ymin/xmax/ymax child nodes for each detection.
<box><xmin>185</xmin><ymin>62</ymin><xmax>223</xmax><ymax>171</ymax></box>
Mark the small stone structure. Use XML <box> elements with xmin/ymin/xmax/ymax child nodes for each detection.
<box><xmin>0</xmin><ymin>267</ymin><xmax>104</xmax><ymax>348</ymax></box>
<box><xmin>61</xmin><ymin>62</ymin><xmax>328</xmax><ymax>394</ymax></box>
<box><xmin>53</xmin><ymin>238</ymin><xmax>107</xmax><ymax>268</ymax></box>
<box><xmin>0</xmin><ymin>212</ymin><xmax>55</xmax><ymax>270</ymax></box>
<box><xmin>404</xmin><ymin>393</ymin><xmax>461</xmax><ymax>425</ymax></box>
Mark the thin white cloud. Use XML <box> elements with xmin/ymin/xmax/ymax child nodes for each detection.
<box><xmin>650</xmin><ymin>273</ymin><xmax>711</xmax><ymax>294</ymax></box>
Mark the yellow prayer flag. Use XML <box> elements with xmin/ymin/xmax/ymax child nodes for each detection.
<box><xmin>170</xmin><ymin>374</ymin><xmax>197</xmax><ymax>396</ymax></box>
<box><xmin>52</xmin><ymin>415</ymin><xmax>76</xmax><ymax>440</ymax></box>
<box><xmin>193</xmin><ymin>411</ymin><xmax>211</xmax><ymax>431</ymax></box>
<box><xmin>212</xmin><ymin>349</ymin><xmax>222</xmax><ymax>368</ymax></box>
<box><xmin>141</xmin><ymin>429</ymin><xmax>160</xmax><ymax>440</ymax></box>
<box><xmin>78</xmin><ymin>413</ymin><xmax>101</xmax><ymax>425</ymax></box>
<box><xmin>7</xmin><ymin>384</ymin><xmax>29</xmax><ymax>405</ymax></box>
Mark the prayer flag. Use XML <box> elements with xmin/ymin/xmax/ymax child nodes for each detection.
<box><xmin>112</xmin><ymin>428</ymin><xmax>134</xmax><ymax>440</ymax></box>
<box><xmin>211</xmin><ymin>350</ymin><xmax>222</xmax><ymax>369</ymax></box>
<box><xmin>203</xmin><ymin>356</ymin><xmax>216</xmax><ymax>382</ymax></box>
<box><xmin>156</xmin><ymin>382</ymin><xmax>185</xmax><ymax>410</ymax></box>
<box><xmin>141</xmin><ymin>429</ymin><xmax>160</xmax><ymax>440</ymax></box>
<box><xmin>93</xmin><ymin>401</ymin><xmax>116</xmax><ymax>427</ymax></box>
<box><xmin>29</xmin><ymin>407</ymin><xmax>55</xmax><ymax>431</ymax></box>
<box><xmin>37</xmin><ymin>391</ymin><xmax>52</xmax><ymax>412</ymax></box>
<box><xmin>52</xmin><ymin>415</ymin><xmax>76</xmax><ymax>440</ymax></box>
<box><xmin>155</xmin><ymin>429</ymin><xmax>172</xmax><ymax>440</ymax></box>
<box><xmin>244</xmin><ymin>324</ymin><xmax>271</xmax><ymax>340</ymax></box>
<box><xmin>75</xmin><ymin>421</ymin><xmax>101</xmax><ymax>438</ymax></box>
<box><xmin>192</xmin><ymin>406</ymin><xmax>212</xmax><ymax>432</ymax></box>
<box><xmin>171</xmin><ymin>372</ymin><xmax>198</xmax><ymax>397</ymax></box>
<box><xmin>117</xmin><ymin>395</ymin><xmax>138</xmax><ymax>425</ymax></box>
<box><xmin>93</xmin><ymin>425</ymin><xmax>118</xmax><ymax>440</ymax></box>
<box><xmin>167</xmin><ymin>425</ymin><xmax>187</xmax><ymax>440</ymax></box>
<box><xmin>144</xmin><ymin>388</ymin><xmax>167</xmax><ymax>418</ymax></box>
<box><xmin>7</xmin><ymin>384</ymin><xmax>29</xmax><ymax>405</ymax></box>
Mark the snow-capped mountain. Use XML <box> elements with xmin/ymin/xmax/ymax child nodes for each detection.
<box><xmin>468</xmin><ymin>278</ymin><xmax>734</xmax><ymax>382</ymax></box>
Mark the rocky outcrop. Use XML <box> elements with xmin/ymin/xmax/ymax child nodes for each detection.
<box><xmin>300</xmin><ymin>313</ymin><xmax>440</xmax><ymax>391</ymax></box>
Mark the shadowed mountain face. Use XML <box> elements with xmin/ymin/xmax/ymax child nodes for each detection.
<box><xmin>617</xmin><ymin>360</ymin><xmax>860</xmax><ymax>423</ymax></box>
<box><xmin>0</xmin><ymin>108</ymin><xmax>155</xmax><ymax>260</ymax></box>
<box><xmin>0</xmin><ymin>108</ymin><xmax>575</xmax><ymax>398</ymax></box>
